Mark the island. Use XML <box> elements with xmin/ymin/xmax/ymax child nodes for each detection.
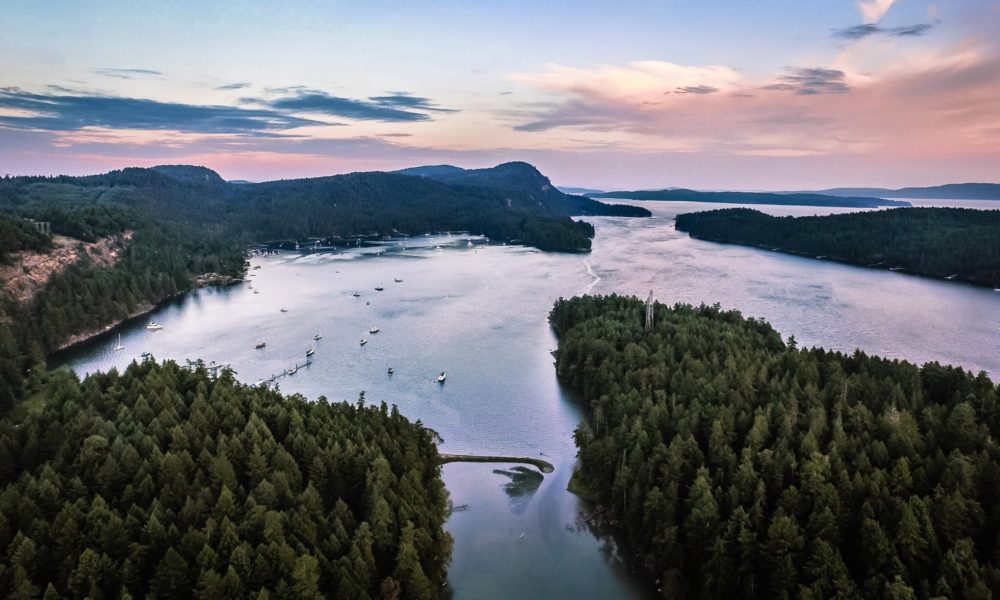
<box><xmin>674</xmin><ymin>207</ymin><xmax>1000</xmax><ymax>288</ymax></box>
<box><xmin>589</xmin><ymin>188</ymin><xmax>910</xmax><ymax>208</ymax></box>
<box><xmin>551</xmin><ymin>294</ymin><xmax>1000</xmax><ymax>598</ymax></box>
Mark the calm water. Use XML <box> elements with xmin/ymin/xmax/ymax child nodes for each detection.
<box><xmin>56</xmin><ymin>199</ymin><xmax>1000</xmax><ymax>598</ymax></box>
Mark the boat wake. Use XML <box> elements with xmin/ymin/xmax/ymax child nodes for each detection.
<box><xmin>582</xmin><ymin>260</ymin><xmax>601</xmax><ymax>295</ymax></box>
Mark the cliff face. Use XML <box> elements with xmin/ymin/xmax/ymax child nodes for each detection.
<box><xmin>0</xmin><ymin>231</ymin><xmax>131</xmax><ymax>304</ymax></box>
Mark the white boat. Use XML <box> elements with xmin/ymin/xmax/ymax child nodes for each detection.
<box><xmin>253</xmin><ymin>289</ymin><xmax>259</xmax><ymax>294</ymax></box>
<box><xmin>360</xmin><ymin>338</ymin><xmax>368</xmax><ymax>346</ymax></box>
<box><xmin>468</xmin><ymin>241</ymin><xmax>474</xmax><ymax>247</ymax></box>
<box><xmin>146</xmin><ymin>321</ymin><xmax>163</xmax><ymax>330</ymax></box>
<box><xmin>436</xmin><ymin>372</ymin><xmax>447</xmax><ymax>383</ymax></box>
<box><xmin>306</xmin><ymin>348</ymin><xmax>315</xmax><ymax>357</ymax></box>
<box><xmin>113</xmin><ymin>334</ymin><xmax>124</xmax><ymax>351</ymax></box>
<box><xmin>313</xmin><ymin>334</ymin><xmax>322</xmax><ymax>341</ymax></box>
<box><xmin>352</xmin><ymin>292</ymin><xmax>361</xmax><ymax>297</ymax></box>
<box><xmin>394</xmin><ymin>278</ymin><xmax>403</xmax><ymax>283</ymax></box>
<box><xmin>286</xmin><ymin>366</ymin><xmax>297</xmax><ymax>375</ymax></box>
<box><xmin>280</xmin><ymin>308</ymin><xmax>288</xmax><ymax>312</ymax></box>
<box><xmin>369</xmin><ymin>327</ymin><xmax>379</xmax><ymax>334</ymax></box>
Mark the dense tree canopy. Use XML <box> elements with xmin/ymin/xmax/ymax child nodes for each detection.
<box><xmin>0</xmin><ymin>360</ymin><xmax>451</xmax><ymax>598</ymax></box>
<box><xmin>0</xmin><ymin>214</ymin><xmax>51</xmax><ymax>263</ymax></box>
<box><xmin>551</xmin><ymin>295</ymin><xmax>1000</xmax><ymax>598</ymax></box>
<box><xmin>675</xmin><ymin>207</ymin><xmax>1000</xmax><ymax>287</ymax></box>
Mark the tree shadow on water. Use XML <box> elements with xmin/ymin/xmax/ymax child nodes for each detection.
<box><xmin>493</xmin><ymin>466</ymin><xmax>544</xmax><ymax>515</ymax></box>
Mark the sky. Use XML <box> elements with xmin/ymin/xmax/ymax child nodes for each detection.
<box><xmin>1</xmin><ymin>0</ymin><xmax>998</xmax><ymax>190</ymax></box>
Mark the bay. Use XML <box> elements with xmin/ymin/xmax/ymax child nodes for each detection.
<box><xmin>55</xmin><ymin>199</ymin><xmax>1000</xmax><ymax>598</ymax></box>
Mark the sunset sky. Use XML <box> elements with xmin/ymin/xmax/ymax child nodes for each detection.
<box><xmin>1</xmin><ymin>0</ymin><xmax>998</xmax><ymax>189</ymax></box>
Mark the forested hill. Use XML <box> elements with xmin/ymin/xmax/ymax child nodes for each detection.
<box><xmin>0</xmin><ymin>360</ymin><xmax>452</xmax><ymax>598</ymax></box>
<box><xmin>675</xmin><ymin>207</ymin><xmax>1000</xmax><ymax>287</ymax></box>
<box><xmin>591</xmin><ymin>188</ymin><xmax>909</xmax><ymax>208</ymax></box>
<box><xmin>394</xmin><ymin>162</ymin><xmax>651</xmax><ymax>217</ymax></box>
<box><xmin>551</xmin><ymin>295</ymin><xmax>1000</xmax><ymax>598</ymax></box>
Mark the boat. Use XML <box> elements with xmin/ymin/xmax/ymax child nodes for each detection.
<box><xmin>369</xmin><ymin>327</ymin><xmax>379</xmax><ymax>334</ymax></box>
<box><xmin>375</xmin><ymin>286</ymin><xmax>384</xmax><ymax>291</ymax></box>
<box><xmin>387</xmin><ymin>367</ymin><xmax>394</xmax><ymax>376</ymax></box>
<box><xmin>286</xmin><ymin>366</ymin><xmax>297</xmax><ymax>375</ymax></box>
<box><xmin>146</xmin><ymin>321</ymin><xmax>163</xmax><ymax>330</ymax></box>
<box><xmin>280</xmin><ymin>308</ymin><xmax>288</xmax><ymax>312</ymax></box>
<box><xmin>945</xmin><ymin>274</ymin><xmax>958</xmax><ymax>280</ymax></box>
<box><xmin>313</xmin><ymin>334</ymin><xmax>322</xmax><ymax>341</ymax></box>
<box><xmin>113</xmin><ymin>334</ymin><xmax>124</xmax><ymax>351</ymax></box>
<box><xmin>436</xmin><ymin>372</ymin><xmax>447</xmax><ymax>383</ymax></box>
<box><xmin>253</xmin><ymin>265</ymin><xmax>261</xmax><ymax>270</ymax></box>
<box><xmin>253</xmin><ymin>289</ymin><xmax>259</xmax><ymax>294</ymax></box>
<box><xmin>394</xmin><ymin>278</ymin><xmax>403</xmax><ymax>283</ymax></box>
<box><xmin>468</xmin><ymin>241</ymin><xmax>474</xmax><ymax>247</ymax></box>
<box><xmin>141</xmin><ymin>352</ymin><xmax>151</xmax><ymax>359</ymax></box>
<box><xmin>306</xmin><ymin>348</ymin><xmax>315</xmax><ymax>357</ymax></box>
<box><xmin>255</xmin><ymin>342</ymin><xmax>266</xmax><ymax>349</ymax></box>
<box><xmin>360</xmin><ymin>338</ymin><xmax>368</xmax><ymax>346</ymax></box>
<box><xmin>352</xmin><ymin>292</ymin><xmax>361</xmax><ymax>297</ymax></box>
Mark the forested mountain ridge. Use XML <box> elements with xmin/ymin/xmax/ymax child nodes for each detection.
<box><xmin>0</xmin><ymin>360</ymin><xmax>452</xmax><ymax>598</ymax></box>
<box><xmin>591</xmin><ymin>188</ymin><xmax>909</xmax><ymax>208</ymax></box>
<box><xmin>675</xmin><ymin>207</ymin><xmax>1000</xmax><ymax>287</ymax></box>
<box><xmin>394</xmin><ymin>161</ymin><xmax>651</xmax><ymax>217</ymax></box>
<box><xmin>551</xmin><ymin>295</ymin><xmax>1000</xmax><ymax>598</ymax></box>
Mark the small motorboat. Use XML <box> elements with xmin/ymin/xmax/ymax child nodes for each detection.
<box><xmin>369</xmin><ymin>327</ymin><xmax>379</xmax><ymax>334</ymax></box>
<box><xmin>146</xmin><ymin>321</ymin><xmax>163</xmax><ymax>330</ymax></box>
<box><xmin>387</xmin><ymin>367</ymin><xmax>394</xmax><ymax>376</ymax></box>
<box><xmin>279</xmin><ymin>308</ymin><xmax>288</xmax><ymax>312</ymax></box>
<box><xmin>375</xmin><ymin>286</ymin><xmax>384</xmax><ymax>291</ymax></box>
<box><xmin>313</xmin><ymin>334</ymin><xmax>322</xmax><ymax>341</ymax></box>
<box><xmin>306</xmin><ymin>348</ymin><xmax>315</xmax><ymax>357</ymax></box>
<box><xmin>436</xmin><ymin>372</ymin><xmax>446</xmax><ymax>383</ymax></box>
<box><xmin>255</xmin><ymin>342</ymin><xmax>266</xmax><ymax>349</ymax></box>
<box><xmin>253</xmin><ymin>289</ymin><xmax>259</xmax><ymax>294</ymax></box>
<box><xmin>360</xmin><ymin>338</ymin><xmax>368</xmax><ymax>346</ymax></box>
<box><xmin>140</xmin><ymin>352</ymin><xmax>151</xmax><ymax>359</ymax></box>
<box><xmin>352</xmin><ymin>292</ymin><xmax>361</xmax><ymax>297</ymax></box>
<box><xmin>394</xmin><ymin>278</ymin><xmax>403</xmax><ymax>283</ymax></box>
<box><xmin>286</xmin><ymin>366</ymin><xmax>297</xmax><ymax>375</ymax></box>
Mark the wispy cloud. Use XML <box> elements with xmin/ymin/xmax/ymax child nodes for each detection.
<box><xmin>856</xmin><ymin>0</ymin><xmax>897</xmax><ymax>23</ymax></box>
<box><xmin>763</xmin><ymin>68</ymin><xmax>850</xmax><ymax>95</ymax></box>
<box><xmin>262</xmin><ymin>90</ymin><xmax>456</xmax><ymax>122</ymax></box>
<box><xmin>216</xmin><ymin>82</ymin><xmax>251</xmax><ymax>90</ymax></box>
<box><xmin>834</xmin><ymin>22</ymin><xmax>936</xmax><ymax>40</ymax></box>
<box><xmin>673</xmin><ymin>85</ymin><xmax>719</xmax><ymax>95</ymax></box>
<box><xmin>93</xmin><ymin>67</ymin><xmax>163</xmax><ymax>79</ymax></box>
<box><xmin>0</xmin><ymin>87</ymin><xmax>324</xmax><ymax>135</ymax></box>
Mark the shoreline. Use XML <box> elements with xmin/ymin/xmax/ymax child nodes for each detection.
<box><xmin>51</xmin><ymin>275</ymin><xmax>243</xmax><ymax>356</ymax></box>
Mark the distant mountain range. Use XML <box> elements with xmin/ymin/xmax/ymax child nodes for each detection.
<box><xmin>556</xmin><ymin>186</ymin><xmax>606</xmax><ymax>196</ymax></box>
<box><xmin>797</xmin><ymin>183</ymin><xmax>1000</xmax><ymax>201</ymax></box>
<box><xmin>590</xmin><ymin>189</ymin><xmax>910</xmax><ymax>208</ymax></box>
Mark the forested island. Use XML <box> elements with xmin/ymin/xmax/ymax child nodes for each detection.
<box><xmin>675</xmin><ymin>207</ymin><xmax>1000</xmax><ymax>287</ymax></box>
<box><xmin>0</xmin><ymin>360</ymin><xmax>451</xmax><ymax>598</ymax></box>
<box><xmin>591</xmin><ymin>189</ymin><xmax>909</xmax><ymax>208</ymax></box>
<box><xmin>551</xmin><ymin>295</ymin><xmax>1000</xmax><ymax>598</ymax></box>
